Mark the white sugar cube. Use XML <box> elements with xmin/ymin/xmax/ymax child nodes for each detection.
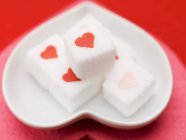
<box><xmin>112</xmin><ymin>36</ymin><xmax>136</xmax><ymax>61</ymax></box>
<box><xmin>25</xmin><ymin>35</ymin><xmax>65</xmax><ymax>89</ymax></box>
<box><xmin>80</xmin><ymin>16</ymin><xmax>136</xmax><ymax>61</ymax></box>
<box><xmin>64</xmin><ymin>15</ymin><xmax>116</xmax><ymax>79</ymax></box>
<box><xmin>49</xmin><ymin>65</ymin><xmax>102</xmax><ymax>112</ymax></box>
<box><xmin>103</xmin><ymin>60</ymin><xmax>155</xmax><ymax>117</ymax></box>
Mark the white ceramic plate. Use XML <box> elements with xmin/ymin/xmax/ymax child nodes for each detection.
<box><xmin>2</xmin><ymin>1</ymin><xmax>173</xmax><ymax>129</ymax></box>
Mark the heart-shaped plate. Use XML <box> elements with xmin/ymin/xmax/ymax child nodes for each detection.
<box><xmin>2</xmin><ymin>1</ymin><xmax>173</xmax><ymax>129</ymax></box>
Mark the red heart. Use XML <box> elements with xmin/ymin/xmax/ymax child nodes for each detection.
<box><xmin>75</xmin><ymin>32</ymin><xmax>94</xmax><ymax>48</ymax></box>
<box><xmin>40</xmin><ymin>45</ymin><xmax>58</xmax><ymax>59</ymax></box>
<box><xmin>115</xmin><ymin>54</ymin><xmax>119</xmax><ymax>60</ymax></box>
<box><xmin>62</xmin><ymin>68</ymin><xmax>81</xmax><ymax>82</ymax></box>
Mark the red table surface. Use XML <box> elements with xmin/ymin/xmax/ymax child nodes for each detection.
<box><xmin>0</xmin><ymin>0</ymin><xmax>186</xmax><ymax>66</ymax></box>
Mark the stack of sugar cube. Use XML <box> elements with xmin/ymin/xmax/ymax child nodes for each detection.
<box><xmin>25</xmin><ymin>15</ymin><xmax>155</xmax><ymax>116</ymax></box>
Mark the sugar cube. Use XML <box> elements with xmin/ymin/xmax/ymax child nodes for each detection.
<box><xmin>49</xmin><ymin>65</ymin><xmax>102</xmax><ymax>112</ymax></box>
<box><xmin>25</xmin><ymin>35</ymin><xmax>65</xmax><ymax>89</ymax></box>
<box><xmin>112</xmin><ymin>36</ymin><xmax>136</xmax><ymax>61</ymax></box>
<box><xmin>103</xmin><ymin>60</ymin><xmax>155</xmax><ymax>117</ymax></box>
<box><xmin>64</xmin><ymin>15</ymin><xmax>116</xmax><ymax>79</ymax></box>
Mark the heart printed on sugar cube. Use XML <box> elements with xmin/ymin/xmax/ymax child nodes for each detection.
<box><xmin>115</xmin><ymin>54</ymin><xmax>119</xmax><ymax>60</ymax></box>
<box><xmin>62</xmin><ymin>68</ymin><xmax>81</xmax><ymax>82</ymax></box>
<box><xmin>118</xmin><ymin>72</ymin><xmax>137</xmax><ymax>89</ymax></box>
<box><xmin>75</xmin><ymin>32</ymin><xmax>94</xmax><ymax>48</ymax></box>
<box><xmin>40</xmin><ymin>45</ymin><xmax>58</xmax><ymax>59</ymax></box>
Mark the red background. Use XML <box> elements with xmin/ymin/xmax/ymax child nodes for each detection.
<box><xmin>0</xmin><ymin>0</ymin><xmax>186</xmax><ymax>66</ymax></box>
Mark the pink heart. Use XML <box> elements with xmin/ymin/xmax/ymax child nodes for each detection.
<box><xmin>118</xmin><ymin>72</ymin><xmax>137</xmax><ymax>89</ymax></box>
